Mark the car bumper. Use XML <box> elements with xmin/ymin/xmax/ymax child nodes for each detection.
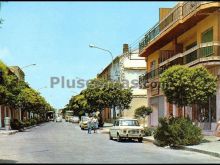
<box><xmin>81</xmin><ymin>124</ymin><xmax>88</xmax><ymax>128</ymax></box>
<box><xmin>119</xmin><ymin>134</ymin><xmax>143</xmax><ymax>138</ymax></box>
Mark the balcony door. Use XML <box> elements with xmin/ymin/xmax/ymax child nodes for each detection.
<box><xmin>201</xmin><ymin>27</ymin><xmax>213</xmax><ymax>57</ymax></box>
<box><xmin>184</xmin><ymin>41</ymin><xmax>197</xmax><ymax>64</ymax></box>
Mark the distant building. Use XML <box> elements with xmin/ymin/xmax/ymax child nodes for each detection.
<box><xmin>97</xmin><ymin>44</ymin><xmax>148</xmax><ymax>125</ymax></box>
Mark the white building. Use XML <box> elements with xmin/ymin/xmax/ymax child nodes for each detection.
<box><xmin>98</xmin><ymin>44</ymin><xmax>148</xmax><ymax>125</ymax></box>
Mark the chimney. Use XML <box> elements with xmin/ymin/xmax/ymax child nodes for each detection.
<box><xmin>123</xmin><ymin>44</ymin><xmax>129</xmax><ymax>54</ymax></box>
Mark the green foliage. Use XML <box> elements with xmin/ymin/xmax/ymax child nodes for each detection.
<box><xmin>160</xmin><ymin>65</ymin><xmax>217</xmax><ymax>107</ymax></box>
<box><xmin>0</xmin><ymin>60</ymin><xmax>53</xmax><ymax>116</ymax></box>
<box><xmin>135</xmin><ymin>106</ymin><xmax>153</xmax><ymax>118</ymax></box>
<box><xmin>23</xmin><ymin>120</ymin><xmax>31</xmax><ymax>127</ymax></box>
<box><xmin>67</xmin><ymin>78</ymin><xmax>133</xmax><ymax>119</ymax></box>
<box><xmin>82</xmin><ymin>78</ymin><xmax>133</xmax><ymax>118</ymax></box>
<box><xmin>154</xmin><ymin>117</ymin><xmax>203</xmax><ymax>148</ymax></box>
<box><xmin>189</xmin><ymin>66</ymin><xmax>217</xmax><ymax>105</ymax></box>
<box><xmin>10</xmin><ymin>119</ymin><xmax>24</xmax><ymax>131</ymax></box>
<box><xmin>143</xmin><ymin>127</ymin><xmax>156</xmax><ymax>136</ymax></box>
<box><xmin>30</xmin><ymin>118</ymin><xmax>37</xmax><ymax>125</ymax></box>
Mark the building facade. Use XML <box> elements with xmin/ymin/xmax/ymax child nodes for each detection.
<box><xmin>138</xmin><ymin>1</ymin><xmax>220</xmax><ymax>130</ymax></box>
<box><xmin>0</xmin><ymin>65</ymin><xmax>26</xmax><ymax>128</ymax></box>
<box><xmin>97</xmin><ymin>44</ymin><xmax>148</xmax><ymax>125</ymax></box>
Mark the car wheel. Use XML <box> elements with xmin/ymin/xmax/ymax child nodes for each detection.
<box><xmin>109</xmin><ymin>133</ymin><xmax>113</xmax><ymax>140</ymax></box>
<box><xmin>117</xmin><ymin>133</ymin><xmax>121</xmax><ymax>142</ymax></box>
<box><xmin>138</xmin><ymin>138</ymin><xmax>143</xmax><ymax>143</ymax></box>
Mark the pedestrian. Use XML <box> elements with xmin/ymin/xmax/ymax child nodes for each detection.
<box><xmin>215</xmin><ymin>118</ymin><xmax>220</xmax><ymax>137</ymax></box>
<box><xmin>93</xmin><ymin>116</ymin><xmax>99</xmax><ymax>133</ymax></box>
<box><xmin>87</xmin><ymin>115</ymin><xmax>92</xmax><ymax>134</ymax></box>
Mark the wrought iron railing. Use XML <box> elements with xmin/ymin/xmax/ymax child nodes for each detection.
<box><xmin>159</xmin><ymin>50</ymin><xmax>175</xmax><ymax>64</ymax></box>
<box><xmin>139</xmin><ymin>1</ymin><xmax>213</xmax><ymax>54</ymax></box>
<box><xmin>145</xmin><ymin>42</ymin><xmax>220</xmax><ymax>81</ymax></box>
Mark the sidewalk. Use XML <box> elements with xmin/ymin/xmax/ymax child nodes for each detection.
<box><xmin>98</xmin><ymin>123</ymin><xmax>113</xmax><ymax>134</ymax></box>
<box><xmin>143</xmin><ymin>135</ymin><xmax>220</xmax><ymax>158</ymax></box>
<box><xmin>0</xmin><ymin>129</ymin><xmax>19</xmax><ymax>135</ymax></box>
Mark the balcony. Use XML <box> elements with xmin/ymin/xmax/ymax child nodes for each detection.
<box><xmin>139</xmin><ymin>1</ymin><xmax>220</xmax><ymax>57</ymax></box>
<box><xmin>139</xmin><ymin>2</ymin><xmax>182</xmax><ymax>53</ymax></box>
<box><xmin>159</xmin><ymin>41</ymin><xmax>220</xmax><ymax>67</ymax></box>
<box><xmin>145</xmin><ymin>42</ymin><xmax>220</xmax><ymax>82</ymax></box>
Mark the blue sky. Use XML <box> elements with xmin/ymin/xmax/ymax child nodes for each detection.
<box><xmin>0</xmin><ymin>1</ymin><xmax>176</xmax><ymax>110</ymax></box>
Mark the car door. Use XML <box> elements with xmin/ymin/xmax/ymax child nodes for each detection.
<box><xmin>111</xmin><ymin>120</ymin><xmax>119</xmax><ymax>137</ymax></box>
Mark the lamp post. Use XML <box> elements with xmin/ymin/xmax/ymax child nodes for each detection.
<box><xmin>21</xmin><ymin>64</ymin><xmax>36</xmax><ymax>69</ymax></box>
<box><xmin>37</xmin><ymin>86</ymin><xmax>47</xmax><ymax>91</ymax></box>
<box><xmin>89</xmin><ymin>44</ymin><xmax>114</xmax><ymax>80</ymax></box>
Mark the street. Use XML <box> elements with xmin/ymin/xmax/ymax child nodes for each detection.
<box><xmin>0</xmin><ymin>122</ymin><xmax>220</xmax><ymax>163</ymax></box>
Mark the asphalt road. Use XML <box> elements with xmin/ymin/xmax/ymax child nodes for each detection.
<box><xmin>0</xmin><ymin>121</ymin><xmax>220</xmax><ymax>163</ymax></box>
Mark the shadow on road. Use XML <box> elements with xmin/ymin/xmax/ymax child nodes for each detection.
<box><xmin>0</xmin><ymin>159</ymin><xmax>17</xmax><ymax>164</ymax></box>
<box><xmin>112</xmin><ymin>139</ymin><xmax>142</xmax><ymax>143</ymax></box>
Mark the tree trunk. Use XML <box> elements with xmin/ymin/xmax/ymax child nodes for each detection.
<box><xmin>144</xmin><ymin>116</ymin><xmax>146</xmax><ymax>128</ymax></box>
<box><xmin>113</xmin><ymin>106</ymin><xmax>116</xmax><ymax>120</ymax></box>
<box><xmin>183</xmin><ymin>106</ymin><xmax>185</xmax><ymax>118</ymax></box>
<box><xmin>209</xmin><ymin>96</ymin><xmax>211</xmax><ymax>130</ymax></box>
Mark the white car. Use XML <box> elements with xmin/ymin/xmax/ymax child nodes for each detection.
<box><xmin>109</xmin><ymin>118</ymin><xmax>144</xmax><ymax>142</ymax></box>
<box><xmin>56</xmin><ymin>116</ymin><xmax>62</xmax><ymax>122</ymax></box>
<box><xmin>71</xmin><ymin>116</ymin><xmax>80</xmax><ymax>123</ymax></box>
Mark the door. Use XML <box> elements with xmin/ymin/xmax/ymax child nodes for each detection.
<box><xmin>111</xmin><ymin>120</ymin><xmax>119</xmax><ymax>138</ymax></box>
<box><xmin>150</xmin><ymin>105</ymin><xmax>159</xmax><ymax>126</ymax></box>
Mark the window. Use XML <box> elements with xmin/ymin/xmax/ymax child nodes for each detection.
<box><xmin>202</xmin><ymin>28</ymin><xmax>213</xmax><ymax>43</ymax></box>
<box><xmin>184</xmin><ymin>41</ymin><xmax>197</xmax><ymax>64</ymax></box>
<box><xmin>200</xmin><ymin>27</ymin><xmax>213</xmax><ymax>57</ymax></box>
<box><xmin>119</xmin><ymin>120</ymin><xmax>140</xmax><ymax>126</ymax></box>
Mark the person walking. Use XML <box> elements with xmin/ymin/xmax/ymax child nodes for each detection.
<box><xmin>87</xmin><ymin>115</ymin><xmax>92</xmax><ymax>134</ymax></box>
<box><xmin>93</xmin><ymin>116</ymin><xmax>99</xmax><ymax>133</ymax></box>
<box><xmin>215</xmin><ymin>118</ymin><xmax>220</xmax><ymax>137</ymax></box>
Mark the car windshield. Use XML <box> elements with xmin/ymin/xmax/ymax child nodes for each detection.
<box><xmin>119</xmin><ymin>120</ymin><xmax>140</xmax><ymax>126</ymax></box>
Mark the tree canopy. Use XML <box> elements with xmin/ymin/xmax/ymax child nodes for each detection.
<box><xmin>134</xmin><ymin>106</ymin><xmax>153</xmax><ymax>118</ymax></box>
<box><xmin>66</xmin><ymin>78</ymin><xmax>133</xmax><ymax>119</ymax></box>
<box><xmin>160</xmin><ymin>65</ymin><xmax>217</xmax><ymax>108</ymax></box>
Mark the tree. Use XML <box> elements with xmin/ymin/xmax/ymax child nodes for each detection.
<box><xmin>82</xmin><ymin>78</ymin><xmax>109</xmax><ymax>113</ymax></box>
<box><xmin>160</xmin><ymin>65</ymin><xmax>217</xmax><ymax>117</ymax></box>
<box><xmin>134</xmin><ymin>106</ymin><xmax>153</xmax><ymax>127</ymax></box>
<box><xmin>67</xmin><ymin>93</ymin><xmax>92</xmax><ymax>116</ymax></box>
<box><xmin>189</xmin><ymin>66</ymin><xmax>217</xmax><ymax>105</ymax></box>
<box><xmin>83</xmin><ymin>78</ymin><xmax>132</xmax><ymax>120</ymax></box>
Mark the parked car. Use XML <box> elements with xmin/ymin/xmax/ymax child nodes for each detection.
<box><xmin>109</xmin><ymin>118</ymin><xmax>144</xmax><ymax>142</ymax></box>
<box><xmin>79</xmin><ymin>116</ymin><xmax>89</xmax><ymax>130</ymax></box>
<box><xmin>71</xmin><ymin>116</ymin><xmax>80</xmax><ymax>123</ymax></box>
<box><xmin>56</xmin><ymin>116</ymin><xmax>62</xmax><ymax>122</ymax></box>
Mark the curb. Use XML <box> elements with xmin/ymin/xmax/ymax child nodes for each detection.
<box><xmin>183</xmin><ymin>147</ymin><xmax>220</xmax><ymax>158</ymax></box>
<box><xmin>0</xmin><ymin>130</ymin><xmax>19</xmax><ymax>135</ymax></box>
<box><xmin>142</xmin><ymin>137</ymin><xmax>220</xmax><ymax>158</ymax></box>
<box><xmin>24</xmin><ymin>125</ymin><xmax>37</xmax><ymax>130</ymax></box>
<box><xmin>143</xmin><ymin>137</ymin><xmax>155</xmax><ymax>143</ymax></box>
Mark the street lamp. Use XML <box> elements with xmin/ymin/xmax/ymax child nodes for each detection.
<box><xmin>21</xmin><ymin>64</ymin><xmax>36</xmax><ymax>69</ymax></box>
<box><xmin>89</xmin><ymin>44</ymin><xmax>114</xmax><ymax>80</ymax></box>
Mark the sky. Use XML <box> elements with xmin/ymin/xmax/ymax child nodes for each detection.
<box><xmin>0</xmin><ymin>1</ymin><xmax>176</xmax><ymax>110</ymax></box>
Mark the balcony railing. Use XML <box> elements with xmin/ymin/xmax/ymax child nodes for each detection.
<box><xmin>139</xmin><ymin>1</ymin><xmax>213</xmax><ymax>54</ymax></box>
<box><xmin>145</xmin><ymin>42</ymin><xmax>220</xmax><ymax>81</ymax></box>
<box><xmin>159</xmin><ymin>50</ymin><xmax>175</xmax><ymax>64</ymax></box>
<box><xmin>159</xmin><ymin>42</ymin><xmax>220</xmax><ymax>67</ymax></box>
